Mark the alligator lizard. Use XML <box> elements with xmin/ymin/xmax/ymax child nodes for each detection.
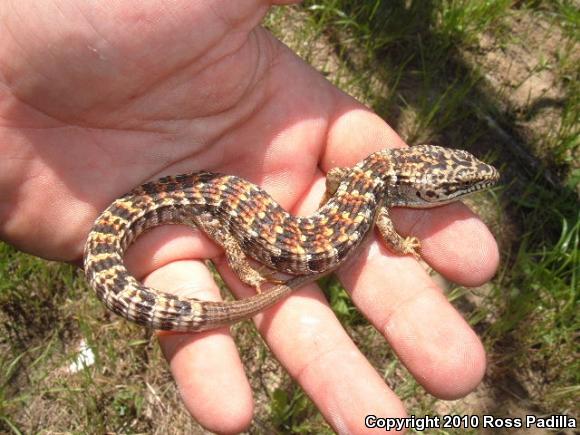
<box><xmin>84</xmin><ymin>145</ymin><xmax>499</xmax><ymax>331</ymax></box>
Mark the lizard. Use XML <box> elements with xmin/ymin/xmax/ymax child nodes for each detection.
<box><xmin>84</xmin><ymin>145</ymin><xmax>499</xmax><ymax>332</ymax></box>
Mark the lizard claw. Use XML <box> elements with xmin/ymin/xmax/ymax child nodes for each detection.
<box><xmin>402</xmin><ymin>236</ymin><xmax>422</xmax><ymax>260</ymax></box>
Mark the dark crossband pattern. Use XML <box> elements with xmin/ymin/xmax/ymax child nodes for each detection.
<box><xmin>84</xmin><ymin>145</ymin><xmax>499</xmax><ymax>331</ymax></box>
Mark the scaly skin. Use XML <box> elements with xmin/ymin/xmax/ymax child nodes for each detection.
<box><xmin>84</xmin><ymin>145</ymin><xmax>499</xmax><ymax>331</ymax></box>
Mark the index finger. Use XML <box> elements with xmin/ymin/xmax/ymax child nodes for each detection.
<box><xmin>322</xmin><ymin>103</ymin><xmax>499</xmax><ymax>285</ymax></box>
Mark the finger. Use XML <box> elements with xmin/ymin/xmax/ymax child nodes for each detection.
<box><xmin>215</xmin><ymin>259</ymin><xmax>408</xmax><ymax>432</ymax></box>
<box><xmin>321</xmin><ymin>108</ymin><xmax>407</xmax><ymax>170</ymax></box>
<box><xmin>322</xmin><ymin>105</ymin><xmax>499</xmax><ymax>284</ymax></box>
<box><xmin>338</xmin><ymin>241</ymin><xmax>486</xmax><ymax>399</ymax></box>
<box><xmin>123</xmin><ymin>227</ymin><xmax>254</xmax><ymax>433</ymax></box>
<box><xmin>123</xmin><ymin>225</ymin><xmax>221</xmax><ymax>278</ymax></box>
<box><xmin>147</xmin><ymin>261</ymin><xmax>254</xmax><ymax>433</ymax></box>
<box><xmin>293</xmin><ymin>158</ymin><xmax>487</xmax><ymax>399</ymax></box>
<box><xmin>391</xmin><ymin>205</ymin><xmax>499</xmax><ymax>286</ymax></box>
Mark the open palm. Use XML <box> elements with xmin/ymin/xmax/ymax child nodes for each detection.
<box><xmin>0</xmin><ymin>1</ymin><xmax>499</xmax><ymax>432</ymax></box>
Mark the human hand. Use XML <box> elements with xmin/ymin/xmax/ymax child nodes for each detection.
<box><xmin>0</xmin><ymin>1</ymin><xmax>498</xmax><ymax>432</ymax></box>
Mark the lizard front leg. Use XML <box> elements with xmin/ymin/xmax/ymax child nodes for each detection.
<box><xmin>376</xmin><ymin>207</ymin><xmax>421</xmax><ymax>260</ymax></box>
<box><xmin>320</xmin><ymin>167</ymin><xmax>350</xmax><ymax>207</ymax></box>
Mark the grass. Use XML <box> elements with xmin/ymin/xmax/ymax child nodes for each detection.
<box><xmin>0</xmin><ymin>245</ymin><xmax>204</xmax><ymax>433</ymax></box>
<box><xmin>2</xmin><ymin>1</ymin><xmax>579</xmax><ymax>433</ymax></box>
<box><xmin>484</xmin><ymin>180</ymin><xmax>578</xmax><ymax>412</ymax></box>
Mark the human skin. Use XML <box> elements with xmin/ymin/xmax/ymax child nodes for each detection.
<box><xmin>0</xmin><ymin>1</ymin><xmax>498</xmax><ymax>433</ymax></box>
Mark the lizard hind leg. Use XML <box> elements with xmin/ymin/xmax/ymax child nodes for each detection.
<box><xmin>254</xmin><ymin>263</ymin><xmax>286</xmax><ymax>286</ymax></box>
<box><xmin>376</xmin><ymin>207</ymin><xmax>421</xmax><ymax>260</ymax></box>
<box><xmin>192</xmin><ymin>214</ymin><xmax>280</xmax><ymax>293</ymax></box>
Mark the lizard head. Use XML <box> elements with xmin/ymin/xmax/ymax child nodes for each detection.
<box><xmin>385</xmin><ymin>145</ymin><xmax>500</xmax><ymax>208</ymax></box>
